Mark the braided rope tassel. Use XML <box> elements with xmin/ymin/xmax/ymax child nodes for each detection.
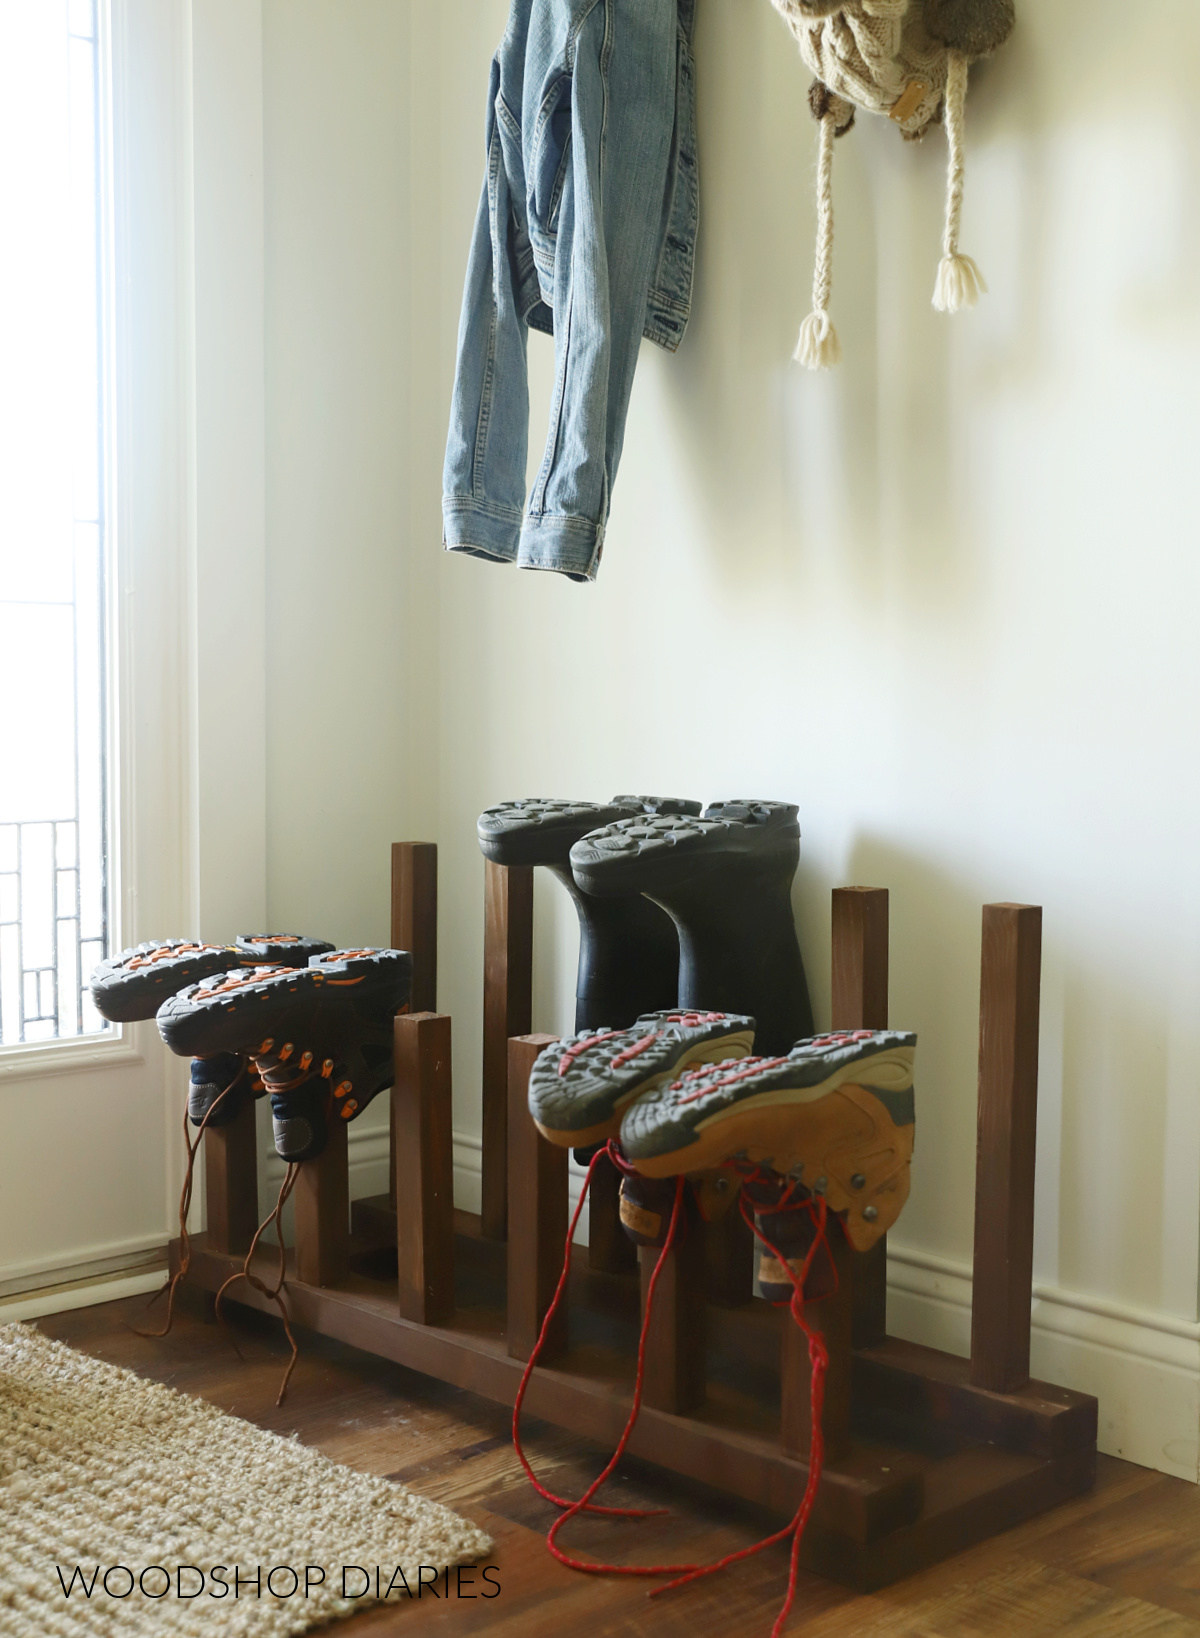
<box><xmin>795</xmin><ymin>111</ymin><xmax>841</xmax><ymax>370</ymax></box>
<box><xmin>933</xmin><ymin>50</ymin><xmax>987</xmax><ymax>313</ymax></box>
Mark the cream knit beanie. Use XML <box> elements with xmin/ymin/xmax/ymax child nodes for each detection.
<box><xmin>771</xmin><ymin>0</ymin><xmax>1015</xmax><ymax>368</ymax></box>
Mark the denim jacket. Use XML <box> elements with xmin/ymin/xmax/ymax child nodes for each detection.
<box><xmin>443</xmin><ymin>0</ymin><xmax>698</xmax><ymax>582</ymax></box>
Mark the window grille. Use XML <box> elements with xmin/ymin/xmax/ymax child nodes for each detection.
<box><xmin>0</xmin><ymin>0</ymin><xmax>111</xmax><ymax>1045</ymax></box>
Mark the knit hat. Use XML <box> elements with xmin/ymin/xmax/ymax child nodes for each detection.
<box><xmin>770</xmin><ymin>0</ymin><xmax>1015</xmax><ymax>368</ymax></box>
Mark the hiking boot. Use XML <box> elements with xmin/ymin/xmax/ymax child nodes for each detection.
<box><xmin>751</xmin><ymin>1189</ymin><xmax>841</xmax><ymax>1302</ymax></box>
<box><xmin>156</xmin><ymin>948</ymin><xmax>413</xmax><ymax>1162</ymax></box>
<box><xmin>236</xmin><ymin>934</ymin><xmax>335</xmax><ymax>965</ymax></box>
<box><xmin>91</xmin><ymin>934</ymin><xmax>334</xmax><ymax>1130</ymax></box>
<box><xmin>189</xmin><ymin>939</ymin><xmax>333</xmax><ymax>1125</ymax></box>
<box><xmin>90</xmin><ymin>940</ymin><xmax>247</xmax><ymax>1023</ymax></box>
<box><xmin>569</xmin><ymin>800</ymin><xmax>814</xmax><ymax>1055</ymax></box>
<box><xmin>618</xmin><ymin>1172</ymin><xmax>681</xmax><ymax>1247</ymax></box>
<box><xmin>618</xmin><ymin>1029</ymin><xmax>916</xmax><ymax>1251</ymax></box>
<box><xmin>91</xmin><ymin>933</ymin><xmax>332</xmax><ymax>1023</ymax></box>
<box><xmin>528</xmin><ymin>1009</ymin><xmax>755</xmax><ymax>1149</ymax></box>
<box><xmin>187</xmin><ymin>1053</ymin><xmax>261</xmax><ymax>1128</ymax></box>
<box><xmin>478</xmin><ymin>796</ymin><xmax>701</xmax><ymax>1032</ymax></box>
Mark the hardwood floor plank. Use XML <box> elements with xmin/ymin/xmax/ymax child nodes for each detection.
<box><xmin>1026</xmin><ymin>1474</ymin><xmax>1200</xmax><ymax>1623</ymax></box>
<box><xmin>26</xmin><ymin>1296</ymin><xmax>1200</xmax><ymax>1637</ymax></box>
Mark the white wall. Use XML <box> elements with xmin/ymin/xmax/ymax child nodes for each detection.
<box><xmin>257</xmin><ymin>1</ymin><xmax>1200</xmax><ymax>1478</ymax></box>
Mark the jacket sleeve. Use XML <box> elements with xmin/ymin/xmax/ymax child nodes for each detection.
<box><xmin>517</xmin><ymin>0</ymin><xmax>677</xmax><ymax>580</ymax></box>
<box><xmin>442</xmin><ymin>54</ymin><xmax>532</xmax><ymax>566</ymax></box>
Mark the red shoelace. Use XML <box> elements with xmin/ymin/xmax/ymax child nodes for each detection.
<box><xmin>512</xmin><ymin>1144</ymin><xmax>833</xmax><ymax>1636</ymax></box>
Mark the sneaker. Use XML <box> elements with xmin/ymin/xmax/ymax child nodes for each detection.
<box><xmin>478</xmin><ymin>796</ymin><xmax>701</xmax><ymax>1032</ymax></box>
<box><xmin>156</xmin><ymin>949</ymin><xmax>412</xmax><ymax>1162</ymax></box>
<box><xmin>527</xmin><ymin>1009</ymin><xmax>755</xmax><ymax>1149</ymax></box>
<box><xmin>618</xmin><ymin>1029</ymin><xmax>916</xmax><ymax>1251</ymax></box>
<box><xmin>569</xmin><ymin>801</ymin><xmax>814</xmax><ymax>1055</ymax></box>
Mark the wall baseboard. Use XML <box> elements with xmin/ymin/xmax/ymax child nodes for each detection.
<box><xmin>0</xmin><ymin>1269</ymin><xmax>167</xmax><ymax>1326</ymax></box>
<box><xmin>0</xmin><ymin>1232</ymin><xmax>168</xmax><ymax>1290</ymax></box>
<box><xmin>880</xmin><ymin>1242</ymin><xmax>1200</xmax><ymax>1482</ymax></box>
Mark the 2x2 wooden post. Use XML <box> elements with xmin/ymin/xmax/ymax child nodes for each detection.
<box><xmin>778</xmin><ymin>886</ymin><xmax>889</xmax><ymax>1461</ymax></box>
<box><xmin>482</xmin><ymin>860</ymin><xmax>533</xmax><ymax>1240</ymax></box>
<box><xmin>393</xmin><ymin>1012</ymin><xmax>456</xmax><ymax>1325</ymax></box>
<box><xmin>389</xmin><ymin>841</ymin><xmax>438</xmax><ymax>1206</ymax></box>
<box><xmin>506</xmin><ymin>1034</ymin><xmax>568</xmax><ymax>1362</ymax></box>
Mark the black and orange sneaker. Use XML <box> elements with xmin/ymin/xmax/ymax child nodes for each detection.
<box><xmin>478</xmin><ymin>796</ymin><xmax>701</xmax><ymax>1033</ymax></box>
<box><xmin>156</xmin><ymin>949</ymin><xmax>412</xmax><ymax>1162</ymax></box>
<box><xmin>618</xmin><ymin>1030</ymin><xmax>916</xmax><ymax>1251</ymax></box>
<box><xmin>527</xmin><ymin>1009</ymin><xmax>755</xmax><ymax>1150</ymax></box>
<box><xmin>569</xmin><ymin>801</ymin><xmax>814</xmax><ymax>1055</ymax></box>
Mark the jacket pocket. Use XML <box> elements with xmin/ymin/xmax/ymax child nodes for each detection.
<box><xmin>530</xmin><ymin>74</ymin><xmax>573</xmax><ymax>237</ymax></box>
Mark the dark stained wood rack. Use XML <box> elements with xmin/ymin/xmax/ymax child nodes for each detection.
<box><xmin>175</xmin><ymin>848</ymin><xmax>1097</xmax><ymax>1592</ymax></box>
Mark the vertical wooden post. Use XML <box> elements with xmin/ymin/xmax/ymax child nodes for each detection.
<box><xmin>390</xmin><ymin>843</ymin><xmax>438</xmax><ymax>1204</ymax></box>
<box><xmin>639</xmin><ymin>1187</ymin><xmax>707</xmax><ymax>1414</ymax></box>
<box><xmin>586</xmin><ymin>1153</ymin><xmax>638</xmax><ymax>1275</ymax></box>
<box><xmin>293</xmin><ymin>1116</ymin><xmax>349</xmax><ymax>1288</ymax></box>
<box><xmin>482</xmin><ymin>860</ymin><xmax>534</xmax><ymax>1239</ymax></box>
<box><xmin>780</xmin><ymin>1226</ymin><xmax>854</xmax><ymax>1461</ymax></box>
<box><xmin>204</xmin><ymin>1097</ymin><xmax>259</xmax><ymax>1256</ymax></box>
<box><xmin>831</xmin><ymin>887</ymin><xmax>889</xmax><ymax>1031</ymax></box>
<box><xmin>391</xmin><ymin>842</ymin><xmax>438</xmax><ymax>1011</ymax></box>
<box><xmin>506</xmin><ymin>1034</ymin><xmax>567</xmax><ymax>1362</ymax></box>
<box><xmin>393</xmin><ymin>1013</ymin><xmax>455</xmax><ymax>1325</ymax></box>
<box><xmin>971</xmin><ymin>903</ymin><xmax>1042</xmax><ymax>1393</ymax></box>
<box><xmin>831</xmin><ymin>886</ymin><xmax>890</xmax><ymax>1350</ymax></box>
<box><xmin>705</xmin><ymin>1200</ymin><xmax>755</xmax><ymax>1308</ymax></box>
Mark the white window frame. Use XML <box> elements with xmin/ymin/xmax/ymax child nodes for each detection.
<box><xmin>0</xmin><ymin>0</ymin><xmax>268</xmax><ymax>1303</ymax></box>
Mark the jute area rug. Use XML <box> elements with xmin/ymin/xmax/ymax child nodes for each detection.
<box><xmin>0</xmin><ymin>1324</ymin><xmax>492</xmax><ymax>1635</ymax></box>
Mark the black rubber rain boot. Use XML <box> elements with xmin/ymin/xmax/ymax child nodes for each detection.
<box><xmin>476</xmin><ymin>795</ymin><xmax>701</xmax><ymax>1032</ymax></box>
<box><xmin>570</xmin><ymin>801</ymin><xmax>815</xmax><ymax>1056</ymax></box>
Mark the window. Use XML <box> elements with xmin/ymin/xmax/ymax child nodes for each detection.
<box><xmin>0</xmin><ymin>0</ymin><xmax>111</xmax><ymax>1045</ymax></box>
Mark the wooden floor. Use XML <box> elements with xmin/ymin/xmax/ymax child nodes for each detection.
<box><xmin>35</xmin><ymin>1289</ymin><xmax>1200</xmax><ymax>1637</ymax></box>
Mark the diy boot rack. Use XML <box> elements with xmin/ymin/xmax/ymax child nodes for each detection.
<box><xmin>173</xmin><ymin>845</ymin><xmax>1098</xmax><ymax>1591</ymax></box>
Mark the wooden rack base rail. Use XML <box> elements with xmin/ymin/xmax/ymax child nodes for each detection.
<box><xmin>175</xmin><ymin>852</ymin><xmax>1097</xmax><ymax>1592</ymax></box>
